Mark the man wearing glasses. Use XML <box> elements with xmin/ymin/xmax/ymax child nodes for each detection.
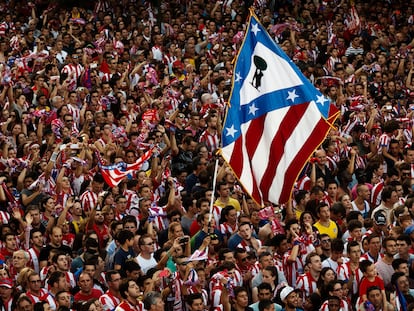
<box><xmin>135</xmin><ymin>234</ymin><xmax>157</xmax><ymax>274</ymax></box>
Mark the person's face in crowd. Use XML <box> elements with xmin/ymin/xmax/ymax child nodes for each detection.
<box><xmin>18</xmin><ymin>298</ymin><xmax>33</xmax><ymax>311</ymax></box>
<box><xmin>31</xmin><ymin>231</ymin><xmax>44</xmax><ymax>248</ymax></box>
<box><xmin>367</xmin><ymin>288</ymin><xmax>382</xmax><ymax>308</ymax></box>
<box><xmin>0</xmin><ymin>285</ymin><xmax>13</xmax><ymax>301</ymax></box>
<box><xmin>258</xmin><ymin>288</ymin><xmax>272</xmax><ymax>302</ymax></box>
<box><xmin>397</xmin><ymin>240</ymin><xmax>409</xmax><ymax>256</ymax></box>
<box><xmin>108</xmin><ymin>273</ymin><xmax>121</xmax><ymax>290</ymax></box>
<box><xmin>218</xmin><ymin>184</ymin><xmax>230</xmax><ymax>198</ymax></box>
<box><xmin>404</xmin><ymin>149</ymin><xmax>414</xmax><ymax>164</ymax></box>
<box><xmin>348</xmin><ymin>245</ymin><xmax>361</xmax><ymax>262</ymax></box>
<box><xmin>396</xmin><ymin>262</ymin><xmax>409</xmax><ymax>276</ymax></box>
<box><xmin>78</xmin><ymin>274</ymin><xmax>93</xmax><ymax>293</ymax></box>
<box><xmin>44</xmin><ymin>198</ymin><xmax>56</xmax><ymax>213</ymax></box>
<box><xmin>262</xmin><ymin>269</ymin><xmax>276</xmax><ymax>285</ymax></box>
<box><xmin>357</xmin><ymin>185</ymin><xmax>370</xmax><ymax>201</ymax></box>
<box><xmin>5</xmin><ymin>235</ymin><xmax>16</xmax><ymax>250</ymax></box>
<box><xmin>124</xmin><ymin>221</ymin><xmax>137</xmax><ymax>233</ymax></box>
<box><xmin>140</xmin><ymin>237</ymin><xmax>155</xmax><ymax>254</ymax></box>
<box><xmin>84</xmin><ymin>264</ymin><xmax>96</xmax><ymax>277</ymax></box>
<box><xmin>94</xmin><ymin>210</ymin><xmax>105</xmax><ymax>224</ymax></box>
<box><xmin>88</xmin><ymin>300</ymin><xmax>103</xmax><ymax>311</ymax></box>
<box><xmin>327</xmin><ymin>183</ymin><xmax>338</xmax><ymax>198</ymax></box>
<box><xmin>91</xmin><ymin>180</ymin><xmax>104</xmax><ymax>194</ymax></box>
<box><xmin>12</xmin><ymin>252</ymin><xmax>27</xmax><ymax>269</ymax></box>
<box><xmin>397</xmin><ymin>275</ymin><xmax>410</xmax><ymax>293</ymax></box>
<box><xmin>222</xmin><ymin>251</ymin><xmax>236</xmax><ymax>264</ymax></box>
<box><xmin>234</xmin><ymin>290</ymin><xmax>249</xmax><ymax>308</ymax></box>
<box><xmin>238</xmin><ymin>223</ymin><xmax>252</xmax><ymax>240</ymax></box>
<box><xmin>383</xmin><ymin>239</ymin><xmax>397</xmax><ymax>257</ymax></box>
<box><xmin>126</xmin><ymin>280</ymin><xmax>141</xmax><ymax>300</ymax></box>
<box><xmin>51</xmin><ymin>227</ymin><xmax>63</xmax><ymax>245</ymax></box>
<box><xmin>327</xmin><ymin>298</ymin><xmax>340</xmax><ymax>311</ymax></box>
<box><xmin>56</xmin><ymin>255</ymin><xmax>69</xmax><ymax>271</ymax></box>
<box><xmin>309</xmin><ymin>255</ymin><xmax>322</xmax><ymax>273</ymax></box>
<box><xmin>318</xmin><ymin>206</ymin><xmax>330</xmax><ymax>221</ymax></box>
<box><xmin>28</xmin><ymin>274</ymin><xmax>42</xmax><ymax>292</ymax></box>
<box><xmin>226</xmin><ymin>208</ymin><xmax>237</xmax><ymax>225</ymax></box>
<box><xmin>188</xmin><ymin>297</ymin><xmax>204</xmax><ymax>311</ymax></box>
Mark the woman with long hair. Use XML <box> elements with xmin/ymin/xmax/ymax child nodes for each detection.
<box><xmin>252</xmin><ymin>266</ymin><xmax>279</xmax><ymax>302</ymax></box>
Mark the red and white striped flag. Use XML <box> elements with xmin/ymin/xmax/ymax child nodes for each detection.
<box><xmin>188</xmin><ymin>249</ymin><xmax>208</xmax><ymax>262</ymax></box>
<box><xmin>221</xmin><ymin>11</ymin><xmax>339</xmax><ymax>206</ymax></box>
<box><xmin>98</xmin><ymin>149</ymin><xmax>153</xmax><ymax>187</ymax></box>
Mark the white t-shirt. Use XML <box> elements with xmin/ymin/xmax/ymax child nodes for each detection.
<box><xmin>136</xmin><ymin>254</ymin><xmax>157</xmax><ymax>273</ymax></box>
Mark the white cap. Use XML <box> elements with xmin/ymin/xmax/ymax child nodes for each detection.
<box><xmin>280</xmin><ymin>286</ymin><xmax>296</xmax><ymax>302</ymax></box>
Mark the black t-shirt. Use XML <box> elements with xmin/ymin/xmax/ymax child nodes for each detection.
<box><xmin>39</xmin><ymin>243</ymin><xmax>73</xmax><ymax>262</ymax></box>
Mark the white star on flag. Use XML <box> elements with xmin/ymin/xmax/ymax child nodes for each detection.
<box><xmin>249</xmin><ymin>104</ymin><xmax>259</xmax><ymax>115</ymax></box>
<box><xmin>286</xmin><ymin>89</ymin><xmax>299</xmax><ymax>103</ymax></box>
<box><xmin>226</xmin><ymin>125</ymin><xmax>238</xmax><ymax>138</ymax></box>
<box><xmin>251</xmin><ymin>23</ymin><xmax>261</xmax><ymax>36</ymax></box>
<box><xmin>234</xmin><ymin>72</ymin><xmax>242</xmax><ymax>83</ymax></box>
<box><xmin>316</xmin><ymin>94</ymin><xmax>329</xmax><ymax>106</ymax></box>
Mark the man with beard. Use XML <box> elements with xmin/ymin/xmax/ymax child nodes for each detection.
<box><xmin>279</xmin><ymin>286</ymin><xmax>303</xmax><ymax>311</ymax></box>
<box><xmin>27</xmin><ymin>228</ymin><xmax>45</xmax><ymax>274</ymax></box>
<box><xmin>199</xmin><ymin>111</ymin><xmax>221</xmax><ymax>156</ymax></box>
<box><xmin>100</xmin><ymin>270</ymin><xmax>122</xmax><ymax>311</ymax></box>
<box><xmin>375</xmin><ymin>237</ymin><xmax>397</xmax><ymax>288</ymax></box>
<box><xmin>87</xmin><ymin>205</ymin><xmax>110</xmax><ymax>249</ymax></box>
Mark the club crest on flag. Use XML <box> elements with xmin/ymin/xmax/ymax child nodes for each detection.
<box><xmin>221</xmin><ymin>11</ymin><xmax>339</xmax><ymax>206</ymax></box>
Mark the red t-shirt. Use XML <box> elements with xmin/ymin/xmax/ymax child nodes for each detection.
<box><xmin>359</xmin><ymin>276</ymin><xmax>385</xmax><ymax>297</ymax></box>
<box><xmin>74</xmin><ymin>289</ymin><xmax>102</xmax><ymax>302</ymax></box>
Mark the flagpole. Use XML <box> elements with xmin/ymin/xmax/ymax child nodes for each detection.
<box><xmin>208</xmin><ymin>157</ymin><xmax>220</xmax><ymax>223</ymax></box>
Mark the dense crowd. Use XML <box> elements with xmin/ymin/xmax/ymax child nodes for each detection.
<box><xmin>1</xmin><ymin>0</ymin><xmax>414</xmax><ymax>311</ymax></box>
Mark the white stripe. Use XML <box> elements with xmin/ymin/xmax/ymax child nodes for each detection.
<box><xmin>269</xmin><ymin>102</ymin><xmax>321</xmax><ymax>202</ymax></box>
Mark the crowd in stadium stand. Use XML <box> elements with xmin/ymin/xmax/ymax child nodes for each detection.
<box><xmin>1</xmin><ymin>0</ymin><xmax>414</xmax><ymax>311</ymax></box>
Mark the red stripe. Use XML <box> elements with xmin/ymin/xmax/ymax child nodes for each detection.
<box><xmin>259</xmin><ymin>104</ymin><xmax>308</xmax><ymax>202</ymax></box>
<box><xmin>244</xmin><ymin>114</ymin><xmax>266</xmax><ymax>202</ymax></box>
<box><xmin>279</xmin><ymin>117</ymin><xmax>331</xmax><ymax>203</ymax></box>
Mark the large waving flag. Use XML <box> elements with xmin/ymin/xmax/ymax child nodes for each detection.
<box><xmin>221</xmin><ymin>11</ymin><xmax>339</xmax><ymax>206</ymax></box>
<box><xmin>98</xmin><ymin>149</ymin><xmax>153</xmax><ymax>187</ymax></box>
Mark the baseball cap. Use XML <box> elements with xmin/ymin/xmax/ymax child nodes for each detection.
<box><xmin>0</xmin><ymin>278</ymin><xmax>13</xmax><ymax>288</ymax></box>
<box><xmin>280</xmin><ymin>286</ymin><xmax>298</xmax><ymax>301</ymax></box>
<box><xmin>373</xmin><ymin>211</ymin><xmax>386</xmax><ymax>226</ymax></box>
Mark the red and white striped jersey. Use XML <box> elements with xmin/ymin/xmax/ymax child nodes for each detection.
<box><xmin>100</xmin><ymin>291</ymin><xmax>121</xmax><ymax>311</ymax></box>
<box><xmin>371</xmin><ymin>181</ymin><xmax>384</xmax><ymax>208</ymax></box>
<box><xmin>377</xmin><ymin>133</ymin><xmax>392</xmax><ymax>155</ymax></box>
<box><xmin>199</xmin><ymin>129</ymin><xmax>220</xmax><ymax>155</ymax></box>
<box><xmin>115</xmin><ymin>300</ymin><xmax>145</xmax><ymax>311</ymax></box>
<box><xmin>295</xmin><ymin>272</ymin><xmax>318</xmax><ymax>298</ymax></box>
<box><xmin>337</xmin><ymin>262</ymin><xmax>363</xmax><ymax>295</ymax></box>
<box><xmin>220</xmin><ymin>222</ymin><xmax>238</xmax><ymax>237</ymax></box>
<box><xmin>68</xmin><ymin>104</ymin><xmax>81</xmax><ymax>127</ymax></box>
<box><xmin>282</xmin><ymin>251</ymin><xmax>304</xmax><ymax>287</ymax></box>
<box><xmin>80</xmin><ymin>190</ymin><xmax>98</xmax><ymax>214</ymax></box>
<box><xmin>61</xmin><ymin>63</ymin><xmax>83</xmax><ymax>91</ymax></box>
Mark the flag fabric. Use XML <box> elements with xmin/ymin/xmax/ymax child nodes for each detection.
<box><xmin>98</xmin><ymin>149</ymin><xmax>153</xmax><ymax>187</ymax></box>
<box><xmin>220</xmin><ymin>11</ymin><xmax>339</xmax><ymax>206</ymax></box>
<box><xmin>188</xmin><ymin>249</ymin><xmax>208</xmax><ymax>262</ymax></box>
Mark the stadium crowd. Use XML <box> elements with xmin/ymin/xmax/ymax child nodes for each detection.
<box><xmin>1</xmin><ymin>0</ymin><xmax>414</xmax><ymax>311</ymax></box>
